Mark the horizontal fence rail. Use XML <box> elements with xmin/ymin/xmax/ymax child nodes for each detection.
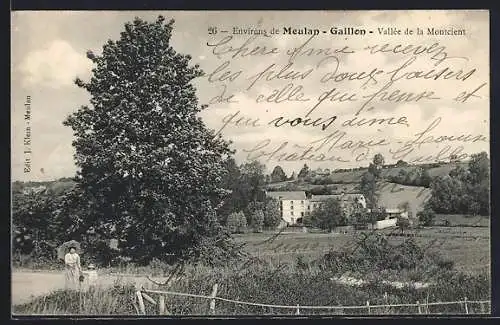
<box><xmin>134</xmin><ymin>287</ymin><xmax>491</xmax><ymax>315</ymax></box>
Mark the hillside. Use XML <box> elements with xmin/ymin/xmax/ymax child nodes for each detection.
<box><xmin>264</xmin><ymin>161</ymin><xmax>468</xmax><ymax>215</ymax></box>
<box><xmin>377</xmin><ymin>182</ymin><xmax>431</xmax><ymax>217</ymax></box>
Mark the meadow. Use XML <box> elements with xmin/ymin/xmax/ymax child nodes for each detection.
<box><xmin>233</xmin><ymin>224</ymin><xmax>490</xmax><ymax>275</ymax></box>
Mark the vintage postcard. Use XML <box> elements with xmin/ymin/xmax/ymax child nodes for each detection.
<box><xmin>11</xmin><ymin>10</ymin><xmax>490</xmax><ymax>316</ymax></box>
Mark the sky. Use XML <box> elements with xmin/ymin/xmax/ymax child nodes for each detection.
<box><xmin>11</xmin><ymin>10</ymin><xmax>490</xmax><ymax>181</ymax></box>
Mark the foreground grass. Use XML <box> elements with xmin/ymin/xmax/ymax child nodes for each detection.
<box><xmin>13</xmin><ymin>264</ymin><xmax>491</xmax><ymax>315</ymax></box>
<box><xmin>13</xmin><ymin>284</ymin><xmax>137</xmax><ymax>315</ymax></box>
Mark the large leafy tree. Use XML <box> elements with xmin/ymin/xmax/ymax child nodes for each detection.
<box><xmin>360</xmin><ymin>171</ymin><xmax>378</xmax><ymax>208</ymax></box>
<box><xmin>251</xmin><ymin>209</ymin><xmax>264</xmax><ymax>233</ymax></box>
<box><xmin>12</xmin><ymin>191</ymin><xmax>60</xmax><ymax>257</ymax></box>
<box><xmin>217</xmin><ymin>158</ymin><xmax>245</xmax><ymax>223</ymax></box>
<box><xmin>240</xmin><ymin>160</ymin><xmax>266</xmax><ymax>203</ymax></box>
<box><xmin>361</xmin><ymin>153</ymin><xmax>385</xmax><ymax>208</ymax></box>
<box><xmin>297</xmin><ymin>164</ymin><xmax>310</xmax><ymax>179</ymax></box>
<box><xmin>63</xmin><ymin>16</ymin><xmax>234</xmax><ymax>264</ymax></box>
<box><xmin>428</xmin><ymin>152</ymin><xmax>489</xmax><ymax>216</ymax></box>
<box><xmin>309</xmin><ymin>198</ymin><xmax>346</xmax><ymax>231</ymax></box>
<box><xmin>263</xmin><ymin>197</ymin><xmax>281</xmax><ymax>229</ymax></box>
<box><xmin>270</xmin><ymin>165</ymin><xmax>287</xmax><ymax>183</ymax></box>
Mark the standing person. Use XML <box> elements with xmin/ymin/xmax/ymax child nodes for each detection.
<box><xmin>64</xmin><ymin>246</ymin><xmax>82</xmax><ymax>290</ymax></box>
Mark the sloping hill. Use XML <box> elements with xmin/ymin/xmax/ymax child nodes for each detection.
<box><xmin>46</xmin><ymin>179</ymin><xmax>76</xmax><ymax>195</ymax></box>
<box><xmin>327</xmin><ymin>169</ymin><xmax>366</xmax><ymax>183</ymax></box>
<box><xmin>378</xmin><ymin>182</ymin><xmax>431</xmax><ymax>217</ymax></box>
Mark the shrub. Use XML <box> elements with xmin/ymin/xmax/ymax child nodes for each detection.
<box><xmin>396</xmin><ymin>217</ymin><xmax>411</xmax><ymax>233</ymax></box>
<box><xmin>418</xmin><ymin>207</ymin><xmax>436</xmax><ymax>226</ymax></box>
<box><xmin>83</xmin><ymin>239</ymin><xmax>121</xmax><ymax>267</ymax></box>
<box><xmin>251</xmin><ymin>210</ymin><xmax>264</xmax><ymax>233</ymax></box>
<box><xmin>226</xmin><ymin>212</ymin><xmax>247</xmax><ymax>234</ymax></box>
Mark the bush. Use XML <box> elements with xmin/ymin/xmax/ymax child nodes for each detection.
<box><xmin>226</xmin><ymin>212</ymin><xmax>247</xmax><ymax>234</ymax></box>
<box><xmin>251</xmin><ymin>210</ymin><xmax>264</xmax><ymax>233</ymax></box>
<box><xmin>83</xmin><ymin>239</ymin><xmax>121</xmax><ymax>267</ymax></box>
<box><xmin>319</xmin><ymin>234</ymin><xmax>451</xmax><ymax>275</ymax></box>
<box><xmin>396</xmin><ymin>218</ymin><xmax>411</xmax><ymax>233</ymax></box>
<box><xmin>418</xmin><ymin>207</ymin><xmax>436</xmax><ymax>226</ymax></box>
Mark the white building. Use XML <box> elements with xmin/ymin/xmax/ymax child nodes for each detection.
<box><xmin>367</xmin><ymin>208</ymin><xmax>410</xmax><ymax>229</ymax></box>
<box><xmin>266</xmin><ymin>191</ymin><xmax>367</xmax><ymax>226</ymax></box>
<box><xmin>266</xmin><ymin>191</ymin><xmax>307</xmax><ymax>225</ymax></box>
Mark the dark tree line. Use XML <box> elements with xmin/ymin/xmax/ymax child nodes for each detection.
<box><xmin>428</xmin><ymin>152</ymin><xmax>489</xmax><ymax>216</ymax></box>
<box><xmin>387</xmin><ymin>167</ymin><xmax>433</xmax><ymax>187</ymax></box>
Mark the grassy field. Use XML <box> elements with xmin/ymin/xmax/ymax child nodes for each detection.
<box><xmin>234</xmin><ymin>225</ymin><xmax>490</xmax><ymax>274</ymax></box>
<box><xmin>434</xmin><ymin>214</ymin><xmax>490</xmax><ymax>227</ymax></box>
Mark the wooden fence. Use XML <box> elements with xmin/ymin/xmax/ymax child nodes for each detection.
<box><xmin>132</xmin><ymin>286</ymin><xmax>491</xmax><ymax>316</ymax></box>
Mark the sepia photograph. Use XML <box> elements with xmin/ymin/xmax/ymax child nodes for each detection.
<box><xmin>11</xmin><ymin>10</ymin><xmax>490</xmax><ymax>316</ymax></box>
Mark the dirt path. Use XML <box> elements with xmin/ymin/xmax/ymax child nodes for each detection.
<box><xmin>11</xmin><ymin>271</ymin><xmax>159</xmax><ymax>305</ymax></box>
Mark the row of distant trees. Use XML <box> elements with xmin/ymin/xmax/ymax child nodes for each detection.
<box><xmin>387</xmin><ymin>167</ymin><xmax>433</xmax><ymax>187</ymax></box>
<box><xmin>226</xmin><ymin>199</ymin><xmax>282</xmax><ymax>234</ymax></box>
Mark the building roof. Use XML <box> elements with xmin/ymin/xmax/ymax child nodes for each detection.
<box><xmin>310</xmin><ymin>194</ymin><xmax>340</xmax><ymax>202</ymax></box>
<box><xmin>266</xmin><ymin>191</ymin><xmax>306</xmax><ymax>200</ymax></box>
<box><xmin>310</xmin><ymin>193</ymin><xmax>365</xmax><ymax>202</ymax></box>
<box><xmin>386</xmin><ymin>208</ymin><xmax>405</xmax><ymax>213</ymax></box>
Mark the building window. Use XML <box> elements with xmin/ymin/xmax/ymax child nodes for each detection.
<box><xmin>307</xmin><ymin>205</ymin><xmax>310</xmax><ymax>210</ymax></box>
<box><xmin>291</xmin><ymin>211</ymin><xmax>294</xmax><ymax>216</ymax></box>
<box><xmin>301</xmin><ymin>200</ymin><xmax>304</xmax><ymax>204</ymax></box>
<box><xmin>290</xmin><ymin>205</ymin><xmax>293</xmax><ymax>210</ymax></box>
<box><xmin>301</xmin><ymin>212</ymin><xmax>304</xmax><ymax>217</ymax></box>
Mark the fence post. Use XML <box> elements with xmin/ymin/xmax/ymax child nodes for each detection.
<box><xmin>366</xmin><ymin>300</ymin><xmax>370</xmax><ymax>315</ymax></box>
<box><xmin>132</xmin><ymin>299</ymin><xmax>140</xmax><ymax>315</ymax></box>
<box><xmin>296</xmin><ymin>304</ymin><xmax>300</xmax><ymax>315</ymax></box>
<box><xmin>136</xmin><ymin>290</ymin><xmax>146</xmax><ymax>315</ymax></box>
<box><xmin>480</xmin><ymin>302</ymin><xmax>486</xmax><ymax>314</ymax></box>
<box><xmin>209</xmin><ymin>283</ymin><xmax>219</xmax><ymax>315</ymax></box>
<box><xmin>159</xmin><ymin>295</ymin><xmax>165</xmax><ymax>315</ymax></box>
<box><xmin>142</xmin><ymin>292</ymin><xmax>157</xmax><ymax>305</ymax></box>
<box><xmin>416</xmin><ymin>301</ymin><xmax>422</xmax><ymax>314</ymax></box>
<box><xmin>463</xmin><ymin>297</ymin><xmax>469</xmax><ymax>314</ymax></box>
